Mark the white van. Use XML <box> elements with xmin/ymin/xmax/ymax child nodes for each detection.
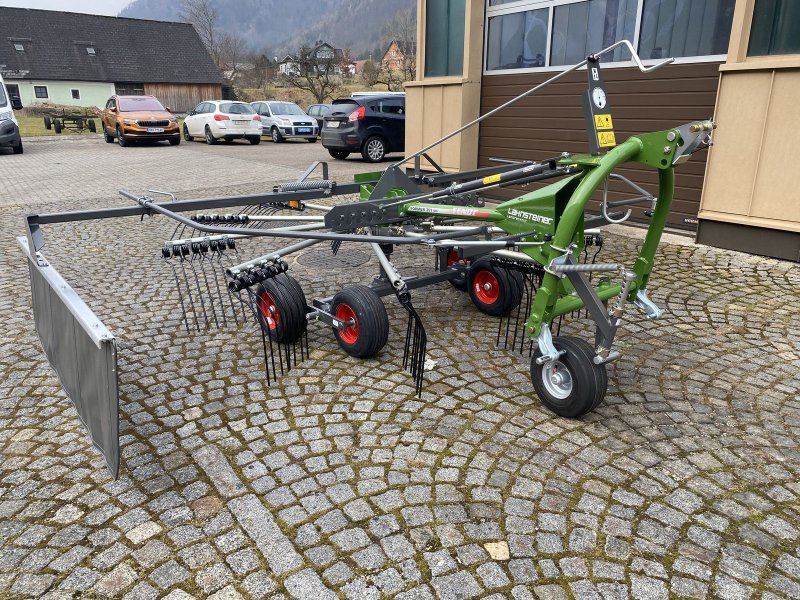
<box><xmin>0</xmin><ymin>73</ymin><xmax>23</xmax><ymax>154</ymax></box>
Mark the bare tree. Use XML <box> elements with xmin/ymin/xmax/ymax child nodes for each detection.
<box><xmin>219</xmin><ymin>32</ymin><xmax>248</xmax><ymax>82</ymax></box>
<box><xmin>360</xmin><ymin>60</ymin><xmax>380</xmax><ymax>87</ymax></box>
<box><xmin>181</xmin><ymin>0</ymin><xmax>222</xmax><ymax>68</ymax></box>
<box><xmin>280</xmin><ymin>44</ymin><xmax>347</xmax><ymax>103</ymax></box>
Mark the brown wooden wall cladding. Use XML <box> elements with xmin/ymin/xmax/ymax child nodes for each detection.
<box><xmin>143</xmin><ymin>83</ymin><xmax>223</xmax><ymax>114</ymax></box>
<box><xmin>478</xmin><ymin>63</ymin><xmax>722</xmax><ymax>229</ymax></box>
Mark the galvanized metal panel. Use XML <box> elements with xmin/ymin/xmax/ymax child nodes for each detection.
<box><xmin>18</xmin><ymin>237</ymin><xmax>119</xmax><ymax>478</ymax></box>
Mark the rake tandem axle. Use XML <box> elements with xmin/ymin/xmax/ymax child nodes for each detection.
<box><xmin>19</xmin><ymin>40</ymin><xmax>714</xmax><ymax>476</ymax></box>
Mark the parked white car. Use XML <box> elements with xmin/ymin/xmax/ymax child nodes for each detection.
<box><xmin>183</xmin><ymin>100</ymin><xmax>262</xmax><ymax>145</ymax></box>
<box><xmin>250</xmin><ymin>101</ymin><xmax>318</xmax><ymax>143</ymax></box>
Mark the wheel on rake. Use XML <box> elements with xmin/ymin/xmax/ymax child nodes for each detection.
<box><xmin>531</xmin><ymin>336</ymin><xmax>608</xmax><ymax>418</ymax></box>
<box><xmin>88</xmin><ymin>119</ymin><xmax>97</xmax><ymax>133</ymax></box>
<box><xmin>54</xmin><ymin>119</ymin><xmax>62</xmax><ymax>134</ymax></box>
<box><xmin>445</xmin><ymin>248</ymin><xmax>469</xmax><ymax>292</ymax></box>
<box><xmin>44</xmin><ymin>115</ymin><xmax>52</xmax><ymax>130</ymax></box>
<box><xmin>256</xmin><ymin>275</ymin><xmax>308</xmax><ymax>343</ymax></box>
<box><xmin>467</xmin><ymin>256</ymin><xmax>523</xmax><ymax>316</ymax></box>
<box><xmin>331</xmin><ymin>285</ymin><xmax>389</xmax><ymax>358</ymax></box>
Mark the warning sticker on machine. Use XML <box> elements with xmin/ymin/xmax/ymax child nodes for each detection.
<box><xmin>482</xmin><ymin>174</ymin><xmax>502</xmax><ymax>185</ymax></box>
<box><xmin>594</xmin><ymin>114</ymin><xmax>613</xmax><ymax>130</ymax></box>
<box><xmin>598</xmin><ymin>131</ymin><xmax>617</xmax><ymax>147</ymax></box>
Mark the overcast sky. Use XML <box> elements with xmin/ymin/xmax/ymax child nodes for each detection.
<box><xmin>0</xmin><ymin>0</ymin><xmax>132</xmax><ymax>15</ymax></box>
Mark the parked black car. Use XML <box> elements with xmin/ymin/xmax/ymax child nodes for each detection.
<box><xmin>321</xmin><ymin>95</ymin><xmax>405</xmax><ymax>162</ymax></box>
<box><xmin>306</xmin><ymin>103</ymin><xmax>332</xmax><ymax>130</ymax></box>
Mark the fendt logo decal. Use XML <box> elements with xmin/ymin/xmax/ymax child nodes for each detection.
<box><xmin>507</xmin><ymin>208</ymin><xmax>553</xmax><ymax>225</ymax></box>
<box><xmin>413</xmin><ymin>206</ymin><xmax>491</xmax><ymax>218</ymax></box>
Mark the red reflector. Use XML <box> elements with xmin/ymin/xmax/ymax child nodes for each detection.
<box><xmin>348</xmin><ymin>106</ymin><xmax>366</xmax><ymax>122</ymax></box>
<box><xmin>253</xmin><ymin>115</ymin><xmax>261</xmax><ymax>121</ymax></box>
<box><xmin>214</xmin><ymin>114</ymin><xmax>230</xmax><ymax>121</ymax></box>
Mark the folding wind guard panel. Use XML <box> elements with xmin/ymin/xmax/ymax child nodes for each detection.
<box><xmin>18</xmin><ymin>237</ymin><xmax>120</xmax><ymax>478</ymax></box>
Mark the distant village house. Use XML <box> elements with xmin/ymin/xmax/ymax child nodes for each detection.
<box><xmin>0</xmin><ymin>7</ymin><xmax>224</xmax><ymax>112</ymax></box>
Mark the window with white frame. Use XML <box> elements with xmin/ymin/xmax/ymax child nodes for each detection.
<box><xmin>485</xmin><ymin>0</ymin><xmax>736</xmax><ymax>73</ymax></box>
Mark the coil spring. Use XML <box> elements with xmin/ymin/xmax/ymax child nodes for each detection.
<box><xmin>192</xmin><ymin>214</ymin><xmax>250</xmax><ymax>225</ymax></box>
<box><xmin>274</xmin><ymin>180</ymin><xmax>334</xmax><ymax>193</ymax></box>
<box><xmin>490</xmin><ymin>256</ymin><xmax>545</xmax><ymax>277</ymax></box>
<box><xmin>162</xmin><ymin>237</ymin><xmax>236</xmax><ymax>259</ymax></box>
<box><xmin>228</xmin><ymin>260</ymin><xmax>289</xmax><ymax>292</ymax></box>
<box><xmin>585</xmin><ymin>233</ymin><xmax>603</xmax><ymax>248</ymax></box>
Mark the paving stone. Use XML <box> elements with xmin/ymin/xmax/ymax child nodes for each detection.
<box><xmin>93</xmin><ymin>563</ymin><xmax>138</xmax><ymax>596</ymax></box>
<box><xmin>430</xmin><ymin>571</ymin><xmax>483</xmax><ymax>600</ymax></box>
<box><xmin>228</xmin><ymin>494</ymin><xmax>302</xmax><ymax>575</ymax></box>
<box><xmin>195</xmin><ymin>563</ymin><xmax>233</xmax><ymax>595</ymax></box>
<box><xmin>11</xmin><ymin>574</ymin><xmax>55</xmax><ymax>597</ymax></box>
<box><xmin>476</xmin><ymin>562</ymin><xmax>511</xmax><ymax>589</ymax></box>
<box><xmin>241</xmin><ymin>572</ymin><xmax>277</xmax><ymax>599</ymax></box>
<box><xmin>284</xmin><ymin>569</ymin><xmax>336</xmax><ymax>599</ymax></box>
<box><xmin>150</xmin><ymin>560</ymin><xmax>190</xmax><ymax>589</ymax></box>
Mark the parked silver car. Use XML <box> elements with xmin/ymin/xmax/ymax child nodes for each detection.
<box><xmin>250</xmin><ymin>101</ymin><xmax>318</xmax><ymax>143</ymax></box>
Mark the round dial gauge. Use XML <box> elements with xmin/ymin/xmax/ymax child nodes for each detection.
<box><xmin>592</xmin><ymin>87</ymin><xmax>607</xmax><ymax>109</ymax></box>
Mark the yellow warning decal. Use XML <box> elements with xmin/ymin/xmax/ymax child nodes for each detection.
<box><xmin>598</xmin><ymin>131</ymin><xmax>617</xmax><ymax>148</ymax></box>
<box><xmin>483</xmin><ymin>174</ymin><xmax>502</xmax><ymax>185</ymax></box>
<box><xmin>289</xmin><ymin>200</ymin><xmax>301</xmax><ymax>209</ymax></box>
<box><xmin>594</xmin><ymin>114</ymin><xmax>613</xmax><ymax>130</ymax></box>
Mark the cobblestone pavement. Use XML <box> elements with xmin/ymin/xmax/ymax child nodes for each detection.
<box><xmin>1</xmin><ymin>137</ymin><xmax>799</xmax><ymax>599</ymax></box>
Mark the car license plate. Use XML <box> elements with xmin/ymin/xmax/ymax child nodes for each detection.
<box><xmin>297</xmin><ymin>128</ymin><xmax>311</xmax><ymax>134</ymax></box>
<box><xmin>327</xmin><ymin>122</ymin><xmax>340</xmax><ymax>128</ymax></box>
<box><xmin>146</xmin><ymin>128</ymin><xmax>164</xmax><ymax>133</ymax></box>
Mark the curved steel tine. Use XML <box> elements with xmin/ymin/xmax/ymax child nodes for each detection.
<box><xmin>163</xmin><ymin>255</ymin><xmax>190</xmax><ymax>334</ymax></box>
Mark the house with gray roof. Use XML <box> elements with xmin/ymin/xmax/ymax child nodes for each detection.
<box><xmin>0</xmin><ymin>7</ymin><xmax>224</xmax><ymax>112</ymax></box>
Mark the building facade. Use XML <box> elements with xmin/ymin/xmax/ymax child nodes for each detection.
<box><xmin>407</xmin><ymin>0</ymin><xmax>799</xmax><ymax>258</ymax></box>
<box><xmin>697</xmin><ymin>0</ymin><xmax>800</xmax><ymax>261</ymax></box>
<box><xmin>0</xmin><ymin>8</ymin><xmax>224</xmax><ymax>113</ymax></box>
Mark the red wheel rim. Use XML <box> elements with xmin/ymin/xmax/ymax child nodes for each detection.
<box><xmin>473</xmin><ymin>270</ymin><xmax>500</xmax><ymax>304</ymax></box>
<box><xmin>258</xmin><ymin>291</ymin><xmax>280</xmax><ymax>330</ymax></box>
<box><xmin>335</xmin><ymin>303</ymin><xmax>359</xmax><ymax>345</ymax></box>
<box><xmin>447</xmin><ymin>250</ymin><xmax>469</xmax><ymax>268</ymax></box>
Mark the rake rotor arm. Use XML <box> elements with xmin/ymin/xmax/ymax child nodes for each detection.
<box><xmin>123</xmin><ymin>191</ymin><xmax>495</xmax><ymax>247</ymax></box>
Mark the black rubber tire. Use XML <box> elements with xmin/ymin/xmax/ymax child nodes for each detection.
<box><xmin>328</xmin><ymin>149</ymin><xmax>349</xmax><ymax>160</ymax></box>
<box><xmin>248</xmin><ymin>136</ymin><xmax>261</xmax><ymax>145</ymax></box>
<box><xmin>116</xmin><ymin>126</ymin><xmax>127</xmax><ymax>147</ymax></box>
<box><xmin>88</xmin><ymin>119</ymin><xmax>97</xmax><ymax>133</ymax></box>
<box><xmin>54</xmin><ymin>119</ymin><xmax>62</xmax><ymax>134</ymax></box>
<box><xmin>205</xmin><ymin>126</ymin><xmax>217</xmax><ymax>145</ymax></box>
<box><xmin>44</xmin><ymin>115</ymin><xmax>51</xmax><ymax>130</ymax></box>
<box><xmin>307</xmin><ymin>137</ymin><xmax>317</xmax><ymax>143</ymax></box>
<box><xmin>255</xmin><ymin>274</ymin><xmax>307</xmax><ymax>343</ymax></box>
<box><xmin>12</xmin><ymin>141</ymin><xmax>23</xmax><ymax>154</ymax></box>
<box><xmin>361</xmin><ymin>136</ymin><xmax>386</xmax><ymax>163</ymax></box>
<box><xmin>169</xmin><ymin>136</ymin><xmax>180</xmax><ymax>146</ymax></box>
<box><xmin>331</xmin><ymin>285</ymin><xmax>389</xmax><ymax>359</ymax></box>
<box><xmin>531</xmin><ymin>336</ymin><xmax>608</xmax><ymax>418</ymax></box>
<box><xmin>183</xmin><ymin>125</ymin><xmax>193</xmax><ymax>142</ymax></box>
<box><xmin>104</xmin><ymin>125</ymin><xmax>114</xmax><ymax>143</ymax></box>
<box><xmin>467</xmin><ymin>257</ymin><xmax>523</xmax><ymax>316</ymax></box>
<box><xmin>271</xmin><ymin>127</ymin><xmax>284</xmax><ymax>143</ymax></box>
<box><xmin>76</xmin><ymin>118</ymin><xmax>84</xmax><ymax>130</ymax></box>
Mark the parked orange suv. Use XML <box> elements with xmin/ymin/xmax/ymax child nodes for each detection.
<box><xmin>101</xmin><ymin>95</ymin><xmax>180</xmax><ymax>147</ymax></box>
